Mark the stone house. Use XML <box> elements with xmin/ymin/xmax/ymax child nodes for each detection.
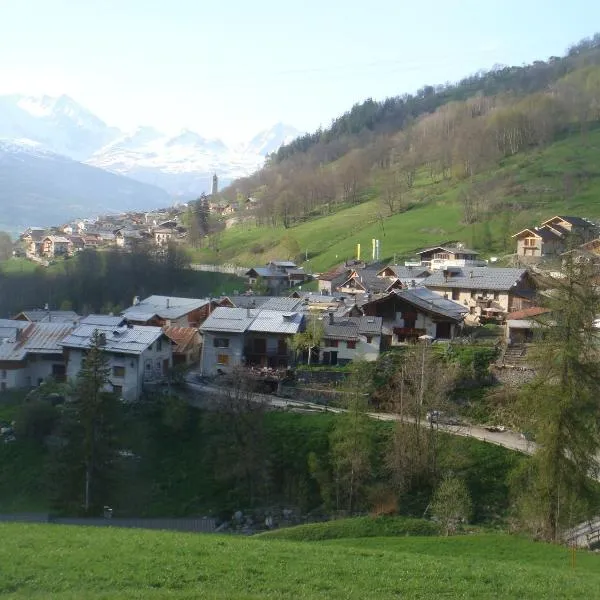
<box><xmin>163</xmin><ymin>326</ymin><xmax>202</xmax><ymax>366</ymax></box>
<box><xmin>121</xmin><ymin>295</ymin><xmax>213</xmax><ymax>328</ymax></box>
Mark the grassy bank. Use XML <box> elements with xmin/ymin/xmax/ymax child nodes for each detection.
<box><xmin>0</xmin><ymin>523</ymin><xmax>598</xmax><ymax>598</ymax></box>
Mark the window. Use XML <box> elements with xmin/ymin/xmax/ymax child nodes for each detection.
<box><xmin>365</xmin><ymin>335</ymin><xmax>373</xmax><ymax>343</ymax></box>
<box><xmin>213</xmin><ymin>338</ymin><xmax>229</xmax><ymax>348</ymax></box>
<box><xmin>112</xmin><ymin>384</ymin><xmax>123</xmax><ymax>395</ymax></box>
<box><xmin>347</xmin><ymin>340</ymin><xmax>357</xmax><ymax>349</ymax></box>
<box><xmin>329</xmin><ymin>339</ymin><xmax>338</xmax><ymax>348</ymax></box>
<box><xmin>470</xmin><ymin>290</ymin><xmax>477</xmax><ymax>299</ymax></box>
<box><xmin>452</xmin><ymin>289</ymin><xmax>460</xmax><ymax>301</ymax></box>
<box><xmin>157</xmin><ymin>338</ymin><xmax>162</xmax><ymax>351</ymax></box>
<box><xmin>493</xmin><ymin>292</ymin><xmax>500</xmax><ymax>300</ymax></box>
<box><xmin>217</xmin><ymin>354</ymin><xmax>229</xmax><ymax>365</ymax></box>
<box><xmin>524</xmin><ymin>238</ymin><xmax>537</xmax><ymax>247</ymax></box>
<box><xmin>112</xmin><ymin>366</ymin><xmax>125</xmax><ymax>378</ymax></box>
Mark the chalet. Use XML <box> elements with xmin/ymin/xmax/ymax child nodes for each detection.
<box><xmin>0</xmin><ymin>320</ymin><xmax>75</xmax><ymax>389</ymax></box>
<box><xmin>245</xmin><ymin>261</ymin><xmax>308</xmax><ymax>292</ymax></box>
<box><xmin>337</xmin><ymin>267</ymin><xmax>403</xmax><ymax>295</ymax></box>
<box><xmin>504</xmin><ymin>306</ymin><xmax>551</xmax><ymax>345</ymax></box>
<box><xmin>414</xmin><ymin>244</ymin><xmax>486</xmax><ymax>271</ymax></box>
<box><xmin>199</xmin><ymin>307</ymin><xmax>304</xmax><ymax>375</ymax></box>
<box><xmin>60</xmin><ymin>323</ymin><xmax>172</xmax><ymax>401</ymax></box>
<box><xmin>13</xmin><ymin>309</ymin><xmax>79</xmax><ymax>324</ymax></box>
<box><xmin>319</xmin><ymin>313</ymin><xmax>383</xmax><ymax>365</ymax></box>
<box><xmin>153</xmin><ymin>228</ymin><xmax>173</xmax><ymax>247</ymax></box>
<box><xmin>163</xmin><ymin>326</ymin><xmax>202</xmax><ymax>366</ymax></box>
<box><xmin>513</xmin><ymin>215</ymin><xmax>598</xmax><ymax>261</ymax></box>
<box><xmin>423</xmin><ymin>266</ymin><xmax>536</xmax><ymax>322</ymax></box>
<box><xmin>317</xmin><ymin>265</ymin><xmax>350</xmax><ymax>295</ymax></box>
<box><xmin>21</xmin><ymin>228</ymin><xmax>47</xmax><ymax>256</ymax></box>
<box><xmin>69</xmin><ymin>235</ymin><xmax>86</xmax><ymax>252</ymax></box>
<box><xmin>361</xmin><ymin>287</ymin><xmax>467</xmax><ymax>346</ymax></box>
<box><xmin>121</xmin><ymin>295</ymin><xmax>213</xmax><ymax>328</ymax></box>
<box><xmin>41</xmin><ymin>235</ymin><xmax>72</xmax><ymax>258</ymax></box>
<box><xmin>376</xmin><ymin>264</ymin><xmax>430</xmax><ymax>285</ymax></box>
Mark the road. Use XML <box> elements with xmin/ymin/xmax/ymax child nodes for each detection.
<box><xmin>185</xmin><ymin>376</ymin><xmax>535</xmax><ymax>455</ymax></box>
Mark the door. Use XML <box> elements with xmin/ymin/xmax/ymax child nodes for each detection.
<box><xmin>330</xmin><ymin>351</ymin><xmax>338</xmax><ymax>366</ymax></box>
<box><xmin>435</xmin><ymin>322</ymin><xmax>451</xmax><ymax>339</ymax></box>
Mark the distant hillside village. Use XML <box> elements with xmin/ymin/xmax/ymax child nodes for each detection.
<box><xmin>2</xmin><ymin>214</ymin><xmax>599</xmax><ymax>400</ymax></box>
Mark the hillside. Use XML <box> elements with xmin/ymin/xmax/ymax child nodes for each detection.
<box><xmin>192</xmin><ymin>127</ymin><xmax>600</xmax><ymax>271</ymax></box>
<box><xmin>1</xmin><ymin>523</ymin><xmax>599</xmax><ymax>598</ymax></box>
<box><xmin>204</xmin><ymin>35</ymin><xmax>600</xmax><ymax>271</ymax></box>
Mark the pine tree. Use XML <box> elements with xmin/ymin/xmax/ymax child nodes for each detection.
<box><xmin>514</xmin><ymin>256</ymin><xmax>600</xmax><ymax>541</ymax></box>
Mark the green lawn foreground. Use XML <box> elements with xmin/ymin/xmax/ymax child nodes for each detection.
<box><xmin>0</xmin><ymin>523</ymin><xmax>598</xmax><ymax>599</ymax></box>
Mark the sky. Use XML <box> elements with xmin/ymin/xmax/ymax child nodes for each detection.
<box><xmin>0</xmin><ymin>0</ymin><xmax>598</xmax><ymax>144</ymax></box>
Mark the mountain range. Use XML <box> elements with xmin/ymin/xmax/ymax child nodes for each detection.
<box><xmin>0</xmin><ymin>94</ymin><xmax>301</xmax><ymax>232</ymax></box>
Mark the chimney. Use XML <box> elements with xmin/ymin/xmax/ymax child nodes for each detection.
<box><xmin>133</xmin><ymin>296</ymin><xmax>140</xmax><ymax>306</ymax></box>
<box><xmin>166</xmin><ymin>298</ymin><xmax>170</xmax><ymax>309</ymax></box>
<box><xmin>247</xmin><ymin>307</ymin><xmax>252</xmax><ymax>318</ymax></box>
<box><xmin>329</xmin><ymin>311</ymin><xmax>334</xmax><ymax>325</ymax></box>
<box><xmin>469</xmin><ymin>271</ymin><xmax>474</xmax><ymax>279</ymax></box>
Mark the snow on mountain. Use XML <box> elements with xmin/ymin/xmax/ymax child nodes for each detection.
<box><xmin>242</xmin><ymin>122</ymin><xmax>303</xmax><ymax>156</ymax></box>
<box><xmin>0</xmin><ymin>93</ymin><xmax>120</xmax><ymax>160</ymax></box>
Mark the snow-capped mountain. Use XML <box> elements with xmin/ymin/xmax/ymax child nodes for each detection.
<box><xmin>0</xmin><ymin>93</ymin><xmax>302</xmax><ymax>215</ymax></box>
<box><xmin>0</xmin><ymin>94</ymin><xmax>120</xmax><ymax>160</ymax></box>
<box><xmin>242</xmin><ymin>122</ymin><xmax>303</xmax><ymax>157</ymax></box>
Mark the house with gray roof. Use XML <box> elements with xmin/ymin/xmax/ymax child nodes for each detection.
<box><xmin>199</xmin><ymin>306</ymin><xmax>304</xmax><ymax>375</ymax></box>
<box><xmin>423</xmin><ymin>266</ymin><xmax>536</xmax><ymax>322</ymax></box>
<box><xmin>319</xmin><ymin>313</ymin><xmax>383</xmax><ymax>365</ymax></box>
<box><xmin>414</xmin><ymin>244</ymin><xmax>486</xmax><ymax>271</ymax></box>
<box><xmin>245</xmin><ymin>260</ymin><xmax>309</xmax><ymax>293</ymax></box>
<box><xmin>60</xmin><ymin>323</ymin><xmax>172</xmax><ymax>400</ymax></box>
<box><xmin>0</xmin><ymin>321</ymin><xmax>75</xmax><ymax>390</ymax></box>
<box><xmin>13</xmin><ymin>309</ymin><xmax>80</xmax><ymax>324</ymax></box>
<box><xmin>121</xmin><ymin>295</ymin><xmax>212</xmax><ymax>327</ymax></box>
<box><xmin>361</xmin><ymin>287</ymin><xmax>468</xmax><ymax>346</ymax></box>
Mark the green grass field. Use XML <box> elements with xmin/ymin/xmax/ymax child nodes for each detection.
<box><xmin>0</xmin><ymin>523</ymin><xmax>598</xmax><ymax>599</ymax></box>
<box><xmin>193</xmin><ymin>129</ymin><xmax>600</xmax><ymax>272</ymax></box>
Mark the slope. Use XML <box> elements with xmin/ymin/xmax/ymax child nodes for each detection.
<box><xmin>191</xmin><ymin>127</ymin><xmax>600</xmax><ymax>271</ymax></box>
<box><xmin>1</xmin><ymin>523</ymin><xmax>599</xmax><ymax>599</ymax></box>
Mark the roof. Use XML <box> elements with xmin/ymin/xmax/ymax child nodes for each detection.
<box><xmin>44</xmin><ymin>235</ymin><xmax>71</xmax><ymax>243</ymax></box>
<box><xmin>270</xmin><ymin>261</ymin><xmax>297</xmax><ymax>268</ymax></box>
<box><xmin>13</xmin><ymin>310</ymin><xmax>80</xmax><ymax>323</ymax></box>
<box><xmin>318</xmin><ymin>264</ymin><xmax>349</xmax><ymax>282</ymax></box>
<box><xmin>423</xmin><ymin>267</ymin><xmax>528</xmax><ymax>291</ymax></box>
<box><xmin>60</xmin><ymin>324</ymin><xmax>164</xmax><ymax>355</ymax></box>
<box><xmin>505</xmin><ymin>307</ymin><xmax>550</xmax><ymax>321</ymax></box>
<box><xmin>122</xmin><ymin>295</ymin><xmax>209</xmax><ymax>321</ymax></box>
<box><xmin>200</xmin><ymin>306</ymin><xmax>304</xmax><ymax>335</ymax></box>
<box><xmin>377</xmin><ymin>265</ymin><xmax>430</xmax><ymax>279</ymax></box>
<box><xmin>0</xmin><ymin>319</ymin><xmax>30</xmax><ymax>341</ymax></box>
<box><xmin>225</xmin><ymin>295</ymin><xmax>272</xmax><ymax>309</ymax></box>
<box><xmin>80</xmin><ymin>315</ymin><xmax>127</xmax><ymax>327</ymax></box>
<box><xmin>416</xmin><ymin>245</ymin><xmax>479</xmax><ymax>256</ymax></box>
<box><xmin>248</xmin><ymin>310</ymin><xmax>303</xmax><ymax>334</ymax></box>
<box><xmin>246</xmin><ymin>267</ymin><xmax>289</xmax><ymax>279</ymax></box>
<box><xmin>260</xmin><ymin>297</ymin><xmax>304</xmax><ymax>312</ymax></box>
<box><xmin>542</xmin><ymin>215</ymin><xmax>595</xmax><ymax>229</ymax></box>
<box><xmin>0</xmin><ymin>322</ymin><xmax>75</xmax><ymax>361</ymax></box>
<box><xmin>394</xmin><ymin>287</ymin><xmax>468</xmax><ymax>321</ymax></box>
<box><xmin>323</xmin><ymin>316</ymin><xmax>383</xmax><ymax>341</ymax></box>
<box><xmin>200</xmin><ymin>307</ymin><xmax>257</xmax><ymax>333</ymax></box>
<box><xmin>162</xmin><ymin>326</ymin><xmax>199</xmax><ymax>353</ymax></box>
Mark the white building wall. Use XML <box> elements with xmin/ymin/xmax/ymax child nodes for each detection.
<box><xmin>200</xmin><ymin>332</ymin><xmax>245</xmax><ymax>375</ymax></box>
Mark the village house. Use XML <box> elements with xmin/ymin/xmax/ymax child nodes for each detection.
<box><xmin>0</xmin><ymin>320</ymin><xmax>75</xmax><ymax>390</ymax></box>
<box><xmin>199</xmin><ymin>307</ymin><xmax>304</xmax><ymax>375</ymax></box>
<box><xmin>163</xmin><ymin>326</ymin><xmax>202</xmax><ymax>366</ymax></box>
<box><xmin>504</xmin><ymin>306</ymin><xmax>551</xmax><ymax>345</ymax></box>
<box><xmin>13</xmin><ymin>309</ymin><xmax>80</xmax><ymax>324</ymax></box>
<box><xmin>152</xmin><ymin>228</ymin><xmax>173</xmax><ymax>247</ymax></box>
<box><xmin>60</xmin><ymin>321</ymin><xmax>172</xmax><ymax>401</ymax></box>
<box><xmin>245</xmin><ymin>261</ymin><xmax>309</xmax><ymax>293</ymax></box>
<box><xmin>376</xmin><ymin>264</ymin><xmax>431</xmax><ymax>285</ymax></box>
<box><xmin>319</xmin><ymin>313</ymin><xmax>383</xmax><ymax>365</ymax></box>
<box><xmin>513</xmin><ymin>215</ymin><xmax>598</xmax><ymax>262</ymax></box>
<box><xmin>336</xmin><ymin>267</ymin><xmax>403</xmax><ymax>296</ymax></box>
<box><xmin>361</xmin><ymin>287</ymin><xmax>467</xmax><ymax>346</ymax></box>
<box><xmin>41</xmin><ymin>235</ymin><xmax>72</xmax><ymax>258</ymax></box>
<box><xmin>317</xmin><ymin>264</ymin><xmax>351</xmax><ymax>295</ymax></box>
<box><xmin>412</xmin><ymin>244</ymin><xmax>486</xmax><ymax>271</ymax></box>
<box><xmin>423</xmin><ymin>266</ymin><xmax>536</xmax><ymax>322</ymax></box>
<box><xmin>21</xmin><ymin>228</ymin><xmax>47</xmax><ymax>256</ymax></box>
<box><xmin>121</xmin><ymin>295</ymin><xmax>214</xmax><ymax>328</ymax></box>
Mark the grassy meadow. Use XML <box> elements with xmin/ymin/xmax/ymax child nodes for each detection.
<box><xmin>0</xmin><ymin>522</ymin><xmax>598</xmax><ymax>599</ymax></box>
<box><xmin>192</xmin><ymin>128</ymin><xmax>600</xmax><ymax>272</ymax></box>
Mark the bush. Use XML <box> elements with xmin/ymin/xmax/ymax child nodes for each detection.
<box><xmin>14</xmin><ymin>401</ymin><xmax>59</xmax><ymax>444</ymax></box>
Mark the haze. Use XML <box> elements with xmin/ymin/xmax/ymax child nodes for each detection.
<box><xmin>0</xmin><ymin>0</ymin><xmax>598</xmax><ymax>144</ymax></box>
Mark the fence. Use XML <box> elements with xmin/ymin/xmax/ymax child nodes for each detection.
<box><xmin>0</xmin><ymin>514</ymin><xmax>216</xmax><ymax>533</ymax></box>
<box><xmin>190</xmin><ymin>263</ymin><xmax>249</xmax><ymax>277</ymax></box>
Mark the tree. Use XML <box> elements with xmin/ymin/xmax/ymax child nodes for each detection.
<box><xmin>513</xmin><ymin>256</ymin><xmax>600</xmax><ymax>541</ymax></box>
<box><xmin>431</xmin><ymin>476</ymin><xmax>472</xmax><ymax>535</ymax></box>
<box><xmin>290</xmin><ymin>316</ymin><xmax>324</xmax><ymax>365</ymax></box>
<box><xmin>329</xmin><ymin>363</ymin><xmax>374</xmax><ymax>513</ymax></box>
<box><xmin>0</xmin><ymin>231</ymin><xmax>13</xmax><ymax>261</ymax></box>
<box><xmin>50</xmin><ymin>330</ymin><xmax>120</xmax><ymax>514</ymax></box>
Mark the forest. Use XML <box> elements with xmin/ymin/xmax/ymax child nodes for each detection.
<box><xmin>218</xmin><ymin>34</ymin><xmax>600</xmax><ymax>232</ymax></box>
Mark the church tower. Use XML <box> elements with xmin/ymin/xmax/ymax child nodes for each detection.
<box><xmin>211</xmin><ymin>173</ymin><xmax>218</xmax><ymax>195</ymax></box>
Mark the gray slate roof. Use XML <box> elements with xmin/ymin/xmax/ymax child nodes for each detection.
<box><xmin>248</xmin><ymin>310</ymin><xmax>303</xmax><ymax>334</ymax></box>
<box><xmin>226</xmin><ymin>296</ymin><xmax>272</xmax><ymax>309</ymax></box>
<box><xmin>60</xmin><ymin>324</ymin><xmax>164</xmax><ymax>355</ymax></box>
<box><xmin>14</xmin><ymin>310</ymin><xmax>80</xmax><ymax>323</ymax></box>
<box><xmin>200</xmin><ymin>306</ymin><xmax>303</xmax><ymax>335</ymax></box>
<box><xmin>122</xmin><ymin>295</ymin><xmax>209</xmax><ymax>321</ymax></box>
<box><xmin>394</xmin><ymin>288</ymin><xmax>467</xmax><ymax>321</ymax></box>
<box><xmin>378</xmin><ymin>265</ymin><xmax>430</xmax><ymax>279</ymax></box>
<box><xmin>323</xmin><ymin>316</ymin><xmax>383</xmax><ymax>340</ymax></box>
<box><xmin>424</xmin><ymin>267</ymin><xmax>527</xmax><ymax>291</ymax></box>
<box><xmin>260</xmin><ymin>297</ymin><xmax>304</xmax><ymax>312</ymax></box>
<box><xmin>417</xmin><ymin>245</ymin><xmax>479</xmax><ymax>256</ymax></box>
<box><xmin>80</xmin><ymin>315</ymin><xmax>127</xmax><ymax>327</ymax></box>
<box><xmin>0</xmin><ymin>322</ymin><xmax>75</xmax><ymax>361</ymax></box>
